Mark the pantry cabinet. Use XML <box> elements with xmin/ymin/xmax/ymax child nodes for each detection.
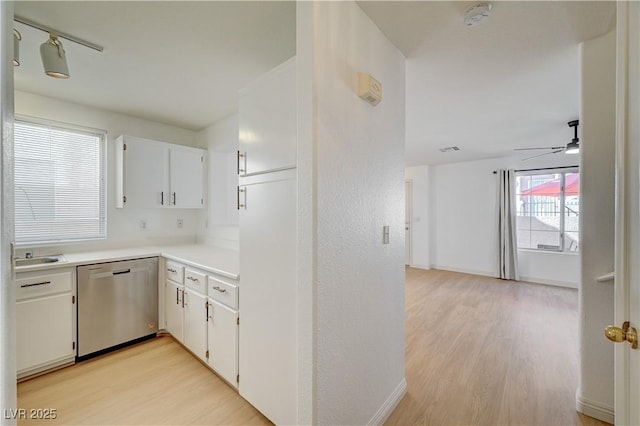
<box><xmin>238</xmin><ymin>57</ymin><xmax>296</xmax><ymax>176</ymax></box>
<box><xmin>16</xmin><ymin>268</ymin><xmax>76</xmax><ymax>379</ymax></box>
<box><xmin>116</xmin><ymin>135</ymin><xmax>205</xmax><ymax>209</ymax></box>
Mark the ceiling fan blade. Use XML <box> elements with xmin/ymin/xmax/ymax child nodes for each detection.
<box><xmin>521</xmin><ymin>149</ymin><xmax>564</xmax><ymax>161</ymax></box>
<box><xmin>514</xmin><ymin>146</ymin><xmax>565</xmax><ymax>151</ymax></box>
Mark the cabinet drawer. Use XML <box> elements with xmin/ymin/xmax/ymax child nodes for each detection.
<box><xmin>208</xmin><ymin>276</ymin><xmax>238</xmax><ymax>310</ymax></box>
<box><xmin>166</xmin><ymin>261</ymin><xmax>184</xmax><ymax>283</ymax></box>
<box><xmin>184</xmin><ymin>268</ymin><xmax>206</xmax><ymax>294</ymax></box>
<box><xmin>16</xmin><ymin>271</ymin><xmax>73</xmax><ymax>300</ymax></box>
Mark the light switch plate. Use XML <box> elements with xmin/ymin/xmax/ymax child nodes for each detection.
<box><xmin>383</xmin><ymin>225</ymin><xmax>390</xmax><ymax>244</ymax></box>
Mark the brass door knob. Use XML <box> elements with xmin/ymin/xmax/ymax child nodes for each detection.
<box><xmin>605</xmin><ymin>321</ymin><xmax>638</xmax><ymax>349</ymax></box>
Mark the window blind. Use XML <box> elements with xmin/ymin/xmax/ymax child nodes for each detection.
<box><xmin>14</xmin><ymin>119</ymin><xmax>106</xmax><ymax>244</ymax></box>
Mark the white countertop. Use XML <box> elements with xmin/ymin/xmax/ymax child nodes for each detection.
<box><xmin>16</xmin><ymin>244</ymin><xmax>239</xmax><ymax>280</ymax></box>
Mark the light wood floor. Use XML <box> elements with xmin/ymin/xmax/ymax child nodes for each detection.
<box><xmin>386</xmin><ymin>267</ymin><xmax>611</xmax><ymax>426</ymax></box>
<box><xmin>18</xmin><ymin>268</ymin><xmax>612</xmax><ymax>425</ymax></box>
<box><xmin>17</xmin><ymin>336</ymin><xmax>270</xmax><ymax>425</ymax></box>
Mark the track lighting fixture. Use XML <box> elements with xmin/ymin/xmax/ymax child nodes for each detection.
<box><xmin>40</xmin><ymin>32</ymin><xmax>69</xmax><ymax>79</ymax></box>
<box><xmin>13</xmin><ymin>29</ymin><xmax>21</xmax><ymax>66</ymax></box>
<box><xmin>12</xmin><ymin>15</ymin><xmax>103</xmax><ymax>80</ymax></box>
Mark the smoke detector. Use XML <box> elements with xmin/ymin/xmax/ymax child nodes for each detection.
<box><xmin>464</xmin><ymin>2</ymin><xmax>492</xmax><ymax>27</ymax></box>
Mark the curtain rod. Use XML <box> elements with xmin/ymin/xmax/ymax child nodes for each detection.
<box><xmin>492</xmin><ymin>165</ymin><xmax>578</xmax><ymax>174</ymax></box>
<box><xmin>14</xmin><ymin>15</ymin><xmax>104</xmax><ymax>52</ymax></box>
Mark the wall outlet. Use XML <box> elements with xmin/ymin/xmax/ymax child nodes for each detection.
<box><xmin>139</xmin><ymin>220</ymin><xmax>147</xmax><ymax>229</ymax></box>
<box><xmin>177</xmin><ymin>218</ymin><xmax>184</xmax><ymax>228</ymax></box>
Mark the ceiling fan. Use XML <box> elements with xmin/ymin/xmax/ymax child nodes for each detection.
<box><xmin>515</xmin><ymin>120</ymin><xmax>580</xmax><ymax>161</ymax></box>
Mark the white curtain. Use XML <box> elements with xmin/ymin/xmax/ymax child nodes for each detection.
<box><xmin>498</xmin><ymin>169</ymin><xmax>519</xmax><ymax>280</ymax></box>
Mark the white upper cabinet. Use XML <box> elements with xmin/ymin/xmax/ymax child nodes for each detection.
<box><xmin>238</xmin><ymin>57</ymin><xmax>296</xmax><ymax>176</ymax></box>
<box><xmin>169</xmin><ymin>148</ymin><xmax>205</xmax><ymax>208</ymax></box>
<box><xmin>116</xmin><ymin>135</ymin><xmax>206</xmax><ymax>209</ymax></box>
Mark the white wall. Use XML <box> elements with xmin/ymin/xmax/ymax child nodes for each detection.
<box><xmin>196</xmin><ymin>114</ymin><xmax>239</xmax><ymax>249</ymax></box>
<box><xmin>14</xmin><ymin>91</ymin><xmax>201</xmax><ymax>254</ymax></box>
<box><xmin>427</xmin><ymin>153</ymin><xmax>581</xmax><ymax>287</ymax></box>
<box><xmin>576</xmin><ymin>29</ymin><xmax>616</xmax><ymax>422</ymax></box>
<box><xmin>310</xmin><ymin>2</ymin><xmax>406</xmax><ymax>424</ymax></box>
<box><xmin>405</xmin><ymin>165</ymin><xmax>429</xmax><ymax>269</ymax></box>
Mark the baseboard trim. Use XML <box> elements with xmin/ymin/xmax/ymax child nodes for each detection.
<box><xmin>367</xmin><ymin>378</ymin><xmax>407</xmax><ymax>425</ymax></box>
<box><xmin>520</xmin><ymin>275</ymin><xmax>578</xmax><ymax>289</ymax></box>
<box><xmin>576</xmin><ymin>393</ymin><xmax>614</xmax><ymax>424</ymax></box>
<box><xmin>431</xmin><ymin>265</ymin><xmax>496</xmax><ymax>278</ymax></box>
<box><xmin>408</xmin><ymin>264</ymin><xmax>430</xmax><ymax>270</ymax></box>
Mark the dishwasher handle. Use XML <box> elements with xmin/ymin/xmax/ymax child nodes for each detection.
<box><xmin>113</xmin><ymin>269</ymin><xmax>131</xmax><ymax>275</ymax></box>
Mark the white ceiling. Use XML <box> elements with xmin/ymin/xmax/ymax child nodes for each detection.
<box><xmin>358</xmin><ymin>1</ymin><xmax>616</xmax><ymax>165</ymax></box>
<box><xmin>13</xmin><ymin>1</ymin><xmax>296</xmax><ymax>131</ymax></box>
<box><xmin>14</xmin><ymin>2</ymin><xmax>616</xmax><ymax>165</ymax></box>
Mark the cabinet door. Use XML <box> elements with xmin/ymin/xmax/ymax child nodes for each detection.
<box><xmin>183</xmin><ymin>288</ymin><xmax>208</xmax><ymax>362</ymax></box>
<box><xmin>122</xmin><ymin>137</ymin><xmax>169</xmax><ymax>208</ymax></box>
<box><xmin>165</xmin><ymin>280</ymin><xmax>184</xmax><ymax>343</ymax></box>
<box><xmin>16</xmin><ymin>293</ymin><xmax>74</xmax><ymax>373</ymax></box>
<box><xmin>238</xmin><ymin>170</ymin><xmax>297</xmax><ymax>424</ymax></box>
<box><xmin>238</xmin><ymin>58</ymin><xmax>296</xmax><ymax>175</ymax></box>
<box><xmin>170</xmin><ymin>148</ymin><xmax>204</xmax><ymax>208</ymax></box>
<box><xmin>207</xmin><ymin>299</ymin><xmax>238</xmax><ymax>386</ymax></box>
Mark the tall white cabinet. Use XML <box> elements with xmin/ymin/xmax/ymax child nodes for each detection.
<box><xmin>238</xmin><ymin>57</ymin><xmax>298</xmax><ymax>425</ymax></box>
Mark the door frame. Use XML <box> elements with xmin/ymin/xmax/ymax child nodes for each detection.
<box><xmin>614</xmin><ymin>1</ymin><xmax>639</xmax><ymax>424</ymax></box>
<box><xmin>0</xmin><ymin>0</ymin><xmax>16</xmax><ymax>419</ymax></box>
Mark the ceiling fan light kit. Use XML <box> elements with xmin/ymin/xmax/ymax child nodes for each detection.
<box><xmin>516</xmin><ymin>119</ymin><xmax>580</xmax><ymax>160</ymax></box>
<box><xmin>463</xmin><ymin>2</ymin><xmax>492</xmax><ymax>27</ymax></box>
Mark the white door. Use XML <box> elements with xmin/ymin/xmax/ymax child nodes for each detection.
<box><xmin>165</xmin><ymin>281</ymin><xmax>184</xmax><ymax>343</ymax></box>
<box><xmin>183</xmin><ymin>288</ymin><xmax>208</xmax><ymax>363</ymax></box>
<box><xmin>123</xmin><ymin>137</ymin><xmax>168</xmax><ymax>208</ymax></box>
<box><xmin>207</xmin><ymin>299</ymin><xmax>238</xmax><ymax>386</ymax></box>
<box><xmin>170</xmin><ymin>148</ymin><xmax>204</xmax><ymax>208</ymax></box>
<box><xmin>405</xmin><ymin>180</ymin><xmax>412</xmax><ymax>266</ymax></box>
<box><xmin>613</xmin><ymin>2</ymin><xmax>640</xmax><ymax>424</ymax></box>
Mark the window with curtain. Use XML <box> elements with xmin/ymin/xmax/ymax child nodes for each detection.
<box><xmin>515</xmin><ymin>169</ymin><xmax>579</xmax><ymax>252</ymax></box>
<box><xmin>14</xmin><ymin>118</ymin><xmax>106</xmax><ymax>245</ymax></box>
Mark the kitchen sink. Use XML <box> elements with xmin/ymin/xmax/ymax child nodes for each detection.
<box><xmin>15</xmin><ymin>255</ymin><xmax>66</xmax><ymax>268</ymax></box>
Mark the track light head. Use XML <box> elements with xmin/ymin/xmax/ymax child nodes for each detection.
<box><xmin>13</xmin><ymin>29</ymin><xmax>21</xmax><ymax>66</ymax></box>
<box><xmin>40</xmin><ymin>32</ymin><xmax>70</xmax><ymax>79</ymax></box>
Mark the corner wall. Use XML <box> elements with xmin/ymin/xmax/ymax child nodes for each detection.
<box><xmin>196</xmin><ymin>114</ymin><xmax>239</xmax><ymax>249</ymax></box>
<box><xmin>310</xmin><ymin>2</ymin><xmax>407</xmax><ymax>424</ymax></box>
<box><xmin>576</xmin><ymin>29</ymin><xmax>616</xmax><ymax>423</ymax></box>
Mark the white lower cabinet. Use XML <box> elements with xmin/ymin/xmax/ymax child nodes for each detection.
<box><xmin>162</xmin><ymin>259</ymin><xmax>239</xmax><ymax>387</ymax></box>
<box><xmin>16</xmin><ymin>268</ymin><xmax>76</xmax><ymax>378</ymax></box>
<box><xmin>183</xmin><ymin>288</ymin><xmax>208</xmax><ymax>363</ymax></box>
<box><xmin>164</xmin><ymin>279</ymin><xmax>184</xmax><ymax>342</ymax></box>
<box><xmin>207</xmin><ymin>299</ymin><xmax>238</xmax><ymax>386</ymax></box>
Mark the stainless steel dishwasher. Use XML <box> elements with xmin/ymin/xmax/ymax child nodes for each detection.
<box><xmin>77</xmin><ymin>257</ymin><xmax>159</xmax><ymax>358</ymax></box>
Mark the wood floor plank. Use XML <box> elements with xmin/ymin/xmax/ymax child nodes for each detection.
<box><xmin>386</xmin><ymin>268</ymin><xmax>611</xmax><ymax>426</ymax></box>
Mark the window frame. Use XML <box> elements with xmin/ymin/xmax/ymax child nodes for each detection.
<box><xmin>515</xmin><ymin>167</ymin><xmax>579</xmax><ymax>253</ymax></box>
<box><xmin>14</xmin><ymin>115</ymin><xmax>108</xmax><ymax>246</ymax></box>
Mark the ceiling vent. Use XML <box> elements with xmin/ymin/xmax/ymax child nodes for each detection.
<box><xmin>439</xmin><ymin>146</ymin><xmax>461</xmax><ymax>153</ymax></box>
<box><xmin>463</xmin><ymin>2</ymin><xmax>492</xmax><ymax>27</ymax></box>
